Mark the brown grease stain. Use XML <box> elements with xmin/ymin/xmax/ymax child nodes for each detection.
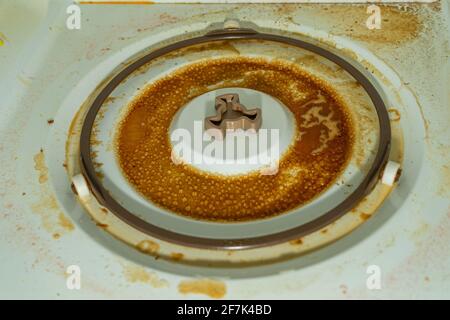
<box><xmin>360</xmin><ymin>212</ymin><xmax>371</xmax><ymax>221</ymax></box>
<box><xmin>338</xmin><ymin>5</ymin><xmax>421</xmax><ymax>44</ymax></box>
<box><xmin>32</xmin><ymin>150</ymin><xmax>75</xmax><ymax>237</ymax></box>
<box><xmin>33</xmin><ymin>150</ymin><xmax>48</xmax><ymax>184</ymax></box>
<box><xmin>58</xmin><ymin>213</ymin><xmax>74</xmax><ymax>231</ymax></box>
<box><xmin>90</xmin><ymin>100</ymin><xmax>109</xmax><ymax>180</ymax></box>
<box><xmin>116</xmin><ymin>56</ymin><xmax>354</xmax><ymax>222</ymax></box>
<box><xmin>31</xmin><ymin>194</ymin><xmax>74</xmax><ymax>236</ymax></box>
<box><xmin>122</xmin><ymin>264</ymin><xmax>168</xmax><ymax>288</ymax></box>
<box><xmin>170</xmin><ymin>252</ymin><xmax>184</xmax><ymax>261</ymax></box>
<box><xmin>96</xmin><ymin>222</ymin><xmax>109</xmax><ymax>228</ymax></box>
<box><xmin>178</xmin><ymin>279</ymin><xmax>226</xmax><ymax>299</ymax></box>
<box><xmin>285</xmin><ymin>4</ymin><xmax>422</xmax><ymax>45</ymax></box>
<box><xmin>289</xmin><ymin>238</ymin><xmax>303</xmax><ymax>246</ymax></box>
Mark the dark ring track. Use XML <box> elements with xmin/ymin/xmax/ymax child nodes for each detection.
<box><xmin>79</xmin><ymin>27</ymin><xmax>391</xmax><ymax>250</ymax></box>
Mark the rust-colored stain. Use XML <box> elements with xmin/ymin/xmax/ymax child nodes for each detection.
<box><xmin>31</xmin><ymin>194</ymin><xmax>74</xmax><ymax>236</ymax></box>
<box><xmin>32</xmin><ymin>150</ymin><xmax>74</xmax><ymax>237</ymax></box>
<box><xmin>360</xmin><ymin>212</ymin><xmax>371</xmax><ymax>221</ymax></box>
<box><xmin>178</xmin><ymin>279</ymin><xmax>226</xmax><ymax>299</ymax></box>
<box><xmin>136</xmin><ymin>239</ymin><xmax>160</xmax><ymax>255</ymax></box>
<box><xmin>346</xmin><ymin>5</ymin><xmax>421</xmax><ymax>43</ymax></box>
<box><xmin>96</xmin><ymin>222</ymin><xmax>108</xmax><ymax>228</ymax></box>
<box><xmin>170</xmin><ymin>252</ymin><xmax>184</xmax><ymax>261</ymax></box>
<box><xmin>90</xmin><ymin>151</ymin><xmax>104</xmax><ymax>179</ymax></box>
<box><xmin>47</xmin><ymin>119</ymin><xmax>54</xmax><ymax>125</ymax></box>
<box><xmin>289</xmin><ymin>238</ymin><xmax>303</xmax><ymax>246</ymax></box>
<box><xmin>58</xmin><ymin>213</ymin><xmax>74</xmax><ymax>231</ymax></box>
<box><xmin>122</xmin><ymin>264</ymin><xmax>168</xmax><ymax>288</ymax></box>
<box><xmin>285</xmin><ymin>4</ymin><xmax>422</xmax><ymax>45</ymax></box>
<box><xmin>33</xmin><ymin>149</ymin><xmax>48</xmax><ymax>184</ymax></box>
<box><xmin>117</xmin><ymin>56</ymin><xmax>354</xmax><ymax>222</ymax></box>
<box><xmin>90</xmin><ymin>103</ymin><xmax>108</xmax><ymax>180</ymax></box>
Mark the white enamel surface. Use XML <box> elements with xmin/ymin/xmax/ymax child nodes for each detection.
<box><xmin>382</xmin><ymin>161</ymin><xmax>401</xmax><ymax>186</ymax></box>
<box><xmin>169</xmin><ymin>88</ymin><xmax>293</xmax><ymax>175</ymax></box>
<box><xmin>72</xmin><ymin>174</ymin><xmax>91</xmax><ymax>202</ymax></box>
<box><xmin>0</xmin><ymin>0</ymin><xmax>448</xmax><ymax>299</ymax></box>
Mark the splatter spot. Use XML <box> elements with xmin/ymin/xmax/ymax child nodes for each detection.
<box><xmin>122</xmin><ymin>264</ymin><xmax>168</xmax><ymax>288</ymax></box>
<box><xmin>170</xmin><ymin>252</ymin><xmax>184</xmax><ymax>261</ymax></box>
<box><xmin>136</xmin><ymin>240</ymin><xmax>159</xmax><ymax>255</ymax></box>
<box><xmin>33</xmin><ymin>149</ymin><xmax>48</xmax><ymax>184</ymax></box>
<box><xmin>32</xmin><ymin>150</ymin><xmax>74</xmax><ymax>237</ymax></box>
<box><xmin>178</xmin><ymin>279</ymin><xmax>226</xmax><ymax>299</ymax></box>
<box><xmin>58</xmin><ymin>213</ymin><xmax>74</xmax><ymax>231</ymax></box>
<box><xmin>31</xmin><ymin>194</ymin><xmax>74</xmax><ymax>236</ymax></box>
<box><xmin>96</xmin><ymin>222</ymin><xmax>108</xmax><ymax>228</ymax></box>
<box><xmin>290</xmin><ymin>238</ymin><xmax>303</xmax><ymax>245</ymax></box>
<box><xmin>360</xmin><ymin>213</ymin><xmax>371</xmax><ymax>221</ymax></box>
